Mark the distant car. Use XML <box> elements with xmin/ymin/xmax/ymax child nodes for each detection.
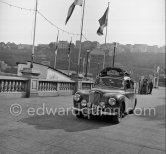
<box><xmin>73</xmin><ymin>67</ymin><xmax>137</xmax><ymax>124</ymax></box>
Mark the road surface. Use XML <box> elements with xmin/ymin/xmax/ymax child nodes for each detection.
<box><xmin>0</xmin><ymin>87</ymin><xmax>165</xmax><ymax>154</ymax></box>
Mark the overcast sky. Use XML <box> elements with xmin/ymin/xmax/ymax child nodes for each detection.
<box><xmin>0</xmin><ymin>0</ymin><xmax>165</xmax><ymax>46</ymax></box>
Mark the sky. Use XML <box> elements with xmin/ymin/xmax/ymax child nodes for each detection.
<box><xmin>0</xmin><ymin>0</ymin><xmax>165</xmax><ymax>46</ymax></box>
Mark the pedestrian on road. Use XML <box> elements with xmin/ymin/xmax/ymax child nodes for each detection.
<box><xmin>148</xmin><ymin>80</ymin><xmax>153</xmax><ymax>94</ymax></box>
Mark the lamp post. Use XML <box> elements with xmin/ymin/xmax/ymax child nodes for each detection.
<box><xmin>112</xmin><ymin>42</ymin><xmax>117</xmax><ymax>68</ymax></box>
<box><xmin>85</xmin><ymin>50</ymin><xmax>90</xmax><ymax>77</ymax></box>
<box><xmin>30</xmin><ymin>0</ymin><xmax>38</xmax><ymax>68</ymax></box>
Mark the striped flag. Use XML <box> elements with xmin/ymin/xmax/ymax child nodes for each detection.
<box><xmin>65</xmin><ymin>0</ymin><xmax>83</xmax><ymax>25</ymax></box>
<box><xmin>97</xmin><ymin>6</ymin><xmax>109</xmax><ymax>36</ymax></box>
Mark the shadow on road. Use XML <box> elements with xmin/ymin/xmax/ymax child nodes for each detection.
<box><xmin>20</xmin><ymin>111</ymin><xmax>115</xmax><ymax>132</ymax></box>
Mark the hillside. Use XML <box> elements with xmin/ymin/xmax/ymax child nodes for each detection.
<box><xmin>0</xmin><ymin>45</ymin><xmax>165</xmax><ymax>80</ymax></box>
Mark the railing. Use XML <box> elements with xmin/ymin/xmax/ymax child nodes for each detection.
<box><xmin>0</xmin><ymin>75</ymin><xmax>94</xmax><ymax>98</ymax></box>
<box><xmin>38</xmin><ymin>81</ymin><xmax>57</xmax><ymax>91</ymax></box>
<box><xmin>0</xmin><ymin>76</ymin><xmax>28</xmax><ymax>98</ymax></box>
<box><xmin>59</xmin><ymin>82</ymin><xmax>75</xmax><ymax>91</ymax></box>
<box><xmin>38</xmin><ymin>79</ymin><xmax>76</xmax><ymax>96</ymax></box>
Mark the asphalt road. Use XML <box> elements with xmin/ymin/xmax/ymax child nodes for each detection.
<box><xmin>0</xmin><ymin>87</ymin><xmax>165</xmax><ymax>154</ymax></box>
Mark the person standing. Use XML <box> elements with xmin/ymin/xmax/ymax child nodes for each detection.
<box><xmin>148</xmin><ymin>80</ymin><xmax>153</xmax><ymax>94</ymax></box>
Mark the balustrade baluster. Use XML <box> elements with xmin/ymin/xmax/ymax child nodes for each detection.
<box><xmin>38</xmin><ymin>82</ymin><xmax>41</xmax><ymax>91</ymax></box>
<box><xmin>1</xmin><ymin>81</ymin><xmax>5</xmax><ymax>92</ymax></box>
<box><xmin>64</xmin><ymin>83</ymin><xmax>66</xmax><ymax>90</ymax></box>
<box><xmin>11</xmin><ymin>81</ymin><xmax>14</xmax><ymax>92</ymax></box>
<box><xmin>42</xmin><ymin>82</ymin><xmax>45</xmax><ymax>91</ymax></box>
<box><xmin>51</xmin><ymin>83</ymin><xmax>53</xmax><ymax>91</ymax></box>
<box><xmin>48</xmin><ymin>83</ymin><xmax>51</xmax><ymax>91</ymax></box>
<box><xmin>4</xmin><ymin>81</ymin><xmax>8</xmax><ymax>92</ymax></box>
<box><xmin>54</xmin><ymin>83</ymin><xmax>57</xmax><ymax>91</ymax></box>
<box><xmin>0</xmin><ymin>81</ymin><xmax>2</xmax><ymax>92</ymax></box>
<box><xmin>44</xmin><ymin>82</ymin><xmax>46</xmax><ymax>91</ymax></box>
<box><xmin>6</xmin><ymin>80</ymin><xmax>9</xmax><ymax>92</ymax></box>
<box><xmin>18</xmin><ymin>81</ymin><xmax>21</xmax><ymax>92</ymax></box>
<box><xmin>21</xmin><ymin>81</ymin><xmax>25</xmax><ymax>91</ymax></box>
<box><xmin>15</xmin><ymin>81</ymin><xmax>19</xmax><ymax>91</ymax></box>
<box><xmin>8</xmin><ymin>81</ymin><xmax>12</xmax><ymax>92</ymax></box>
<box><xmin>47</xmin><ymin>82</ymin><xmax>49</xmax><ymax>91</ymax></box>
<box><xmin>40</xmin><ymin>82</ymin><xmax>42</xmax><ymax>91</ymax></box>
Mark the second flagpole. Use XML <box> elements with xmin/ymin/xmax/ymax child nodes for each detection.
<box><xmin>77</xmin><ymin>0</ymin><xmax>86</xmax><ymax>75</ymax></box>
<box><xmin>103</xmin><ymin>2</ymin><xmax>110</xmax><ymax>69</ymax></box>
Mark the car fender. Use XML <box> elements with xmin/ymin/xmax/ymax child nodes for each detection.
<box><xmin>116</xmin><ymin>94</ymin><xmax>130</xmax><ymax>113</ymax></box>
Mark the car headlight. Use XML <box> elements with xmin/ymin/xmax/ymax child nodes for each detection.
<box><xmin>100</xmin><ymin>102</ymin><xmax>105</xmax><ymax>108</ymax></box>
<box><xmin>81</xmin><ymin>100</ymin><xmax>87</xmax><ymax>107</ymax></box>
<box><xmin>108</xmin><ymin>98</ymin><xmax>116</xmax><ymax>106</ymax></box>
<box><xmin>73</xmin><ymin>94</ymin><xmax>81</xmax><ymax>101</ymax></box>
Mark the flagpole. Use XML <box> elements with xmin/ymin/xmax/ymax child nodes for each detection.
<box><xmin>68</xmin><ymin>37</ymin><xmax>72</xmax><ymax>75</ymax></box>
<box><xmin>54</xmin><ymin>30</ymin><xmax>59</xmax><ymax>69</ymax></box>
<box><xmin>77</xmin><ymin>0</ymin><xmax>86</xmax><ymax>75</ymax></box>
<box><xmin>103</xmin><ymin>2</ymin><xmax>110</xmax><ymax>69</ymax></box>
<box><xmin>30</xmin><ymin>0</ymin><xmax>38</xmax><ymax>68</ymax></box>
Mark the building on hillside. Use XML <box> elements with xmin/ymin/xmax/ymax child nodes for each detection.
<box><xmin>18</xmin><ymin>44</ymin><xmax>32</xmax><ymax>50</ymax></box>
<box><xmin>91</xmin><ymin>41</ymin><xmax>100</xmax><ymax>49</ymax></box>
<box><xmin>82</xmin><ymin>41</ymin><xmax>92</xmax><ymax>49</ymax></box>
<box><xmin>91</xmin><ymin>48</ymin><xmax>104</xmax><ymax>55</ymax></box>
<box><xmin>38</xmin><ymin>44</ymin><xmax>49</xmax><ymax>48</ymax></box>
<box><xmin>17</xmin><ymin>61</ymin><xmax>72</xmax><ymax>81</ymax></box>
<box><xmin>75</xmin><ymin>40</ymin><xmax>81</xmax><ymax>48</ymax></box>
<box><xmin>133</xmin><ymin>44</ymin><xmax>148</xmax><ymax>52</ymax></box>
<box><xmin>126</xmin><ymin>44</ymin><xmax>134</xmax><ymax>52</ymax></box>
<box><xmin>58</xmin><ymin>41</ymin><xmax>69</xmax><ymax>49</ymax></box>
<box><xmin>147</xmin><ymin>45</ymin><xmax>158</xmax><ymax>53</ymax></box>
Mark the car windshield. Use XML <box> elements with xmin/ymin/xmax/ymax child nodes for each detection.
<box><xmin>94</xmin><ymin>77</ymin><xmax>124</xmax><ymax>89</ymax></box>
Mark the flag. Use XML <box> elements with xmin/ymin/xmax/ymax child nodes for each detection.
<box><xmin>74</xmin><ymin>0</ymin><xmax>83</xmax><ymax>6</ymax></box>
<box><xmin>97</xmin><ymin>7</ymin><xmax>109</xmax><ymax>36</ymax></box>
<box><xmin>65</xmin><ymin>0</ymin><xmax>83</xmax><ymax>25</ymax></box>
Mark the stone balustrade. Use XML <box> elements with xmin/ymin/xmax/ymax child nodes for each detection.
<box><xmin>38</xmin><ymin>79</ymin><xmax>76</xmax><ymax>97</ymax></box>
<box><xmin>0</xmin><ymin>75</ymin><xmax>94</xmax><ymax>98</ymax></box>
<box><xmin>0</xmin><ymin>76</ymin><xmax>28</xmax><ymax>98</ymax></box>
<box><xmin>38</xmin><ymin>81</ymin><xmax>57</xmax><ymax>91</ymax></box>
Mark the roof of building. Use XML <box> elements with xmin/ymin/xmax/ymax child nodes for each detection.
<box><xmin>16</xmin><ymin>61</ymin><xmax>71</xmax><ymax>78</ymax></box>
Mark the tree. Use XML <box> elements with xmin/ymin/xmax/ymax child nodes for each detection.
<box><xmin>0</xmin><ymin>61</ymin><xmax>8</xmax><ymax>72</ymax></box>
<box><xmin>49</xmin><ymin>42</ymin><xmax>57</xmax><ymax>52</ymax></box>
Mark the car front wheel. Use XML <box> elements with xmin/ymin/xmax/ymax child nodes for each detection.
<box><xmin>75</xmin><ymin>110</ymin><xmax>84</xmax><ymax>118</ymax></box>
<box><xmin>112</xmin><ymin>103</ymin><xmax>124</xmax><ymax>124</ymax></box>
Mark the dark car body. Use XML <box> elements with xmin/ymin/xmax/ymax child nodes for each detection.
<box><xmin>73</xmin><ymin>67</ymin><xmax>137</xmax><ymax>123</ymax></box>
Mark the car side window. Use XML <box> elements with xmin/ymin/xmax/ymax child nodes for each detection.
<box><xmin>125</xmin><ymin>80</ymin><xmax>131</xmax><ymax>89</ymax></box>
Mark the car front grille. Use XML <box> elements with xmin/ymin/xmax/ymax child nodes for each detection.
<box><xmin>89</xmin><ymin>91</ymin><xmax>101</xmax><ymax>105</ymax></box>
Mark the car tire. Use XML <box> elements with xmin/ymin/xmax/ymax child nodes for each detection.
<box><xmin>129</xmin><ymin>99</ymin><xmax>137</xmax><ymax>114</ymax></box>
<box><xmin>75</xmin><ymin>111</ymin><xmax>84</xmax><ymax>118</ymax></box>
<box><xmin>112</xmin><ymin>103</ymin><xmax>123</xmax><ymax>124</ymax></box>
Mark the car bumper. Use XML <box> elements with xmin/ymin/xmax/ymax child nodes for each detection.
<box><xmin>72</xmin><ymin>107</ymin><xmax>117</xmax><ymax>116</ymax></box>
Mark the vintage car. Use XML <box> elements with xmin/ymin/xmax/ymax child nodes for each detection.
<box><xmin>73</xmin><ymin>67</ymin><xmax>137</xmax><ymax>123</ymax></box>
